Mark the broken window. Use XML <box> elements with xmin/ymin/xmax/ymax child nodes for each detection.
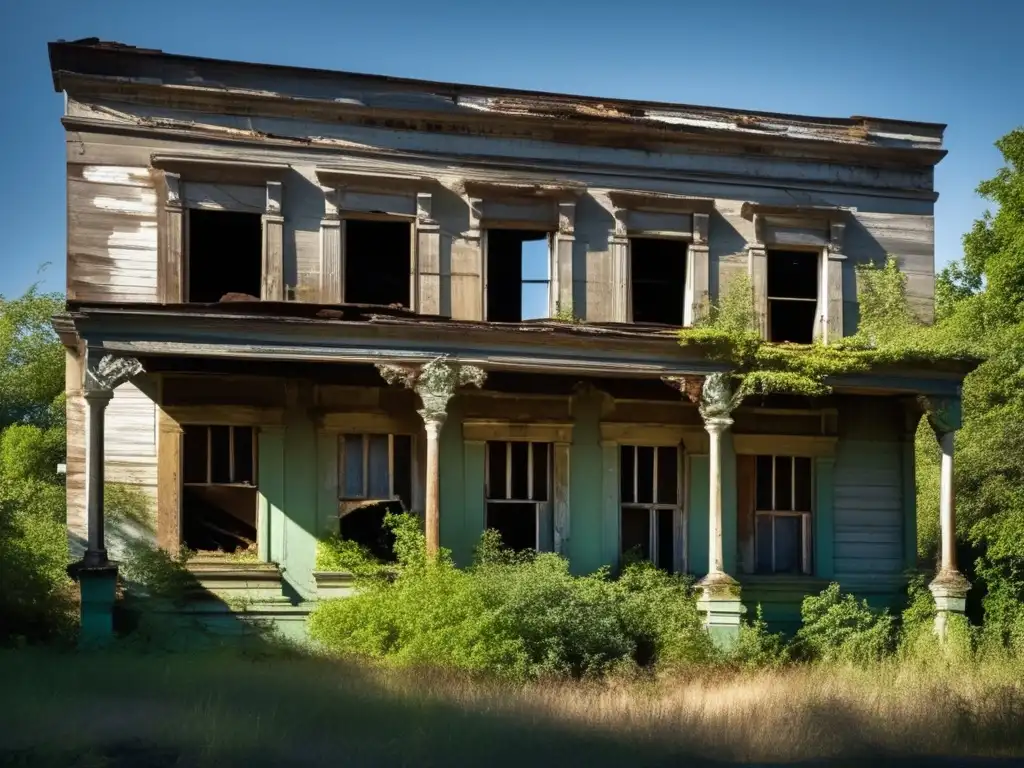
<box><xmin>620</xmin><ymin>445</ymin><xmax>680</xmax><ymax>571</ymax></box>
<box><xmin>181</xmin><ymin>425</ymin><xmax>258</xmax><ymax>554</ymax></box>
<box><xmin>338</xmin><ymin>433</ymin><xmax>413</xmax><ymax>561</ymax></box>
<box><xmin>755</xmin><ymin>455</ymin><xmax>812</xmax><ymax>574</ymax></box>
<box><xmin>187</xmin><ymin>209</ymin><xmax>263</xmax><ymax>303</ymax></box>
<box><xmin>344</xmin><ymin>219</ymin><xmax>411</xmax><ymax>307</ymax></box>
<box><xmin>767</xmin><ymin>250</ymin><xmax>819</xmax><ymax>343</ymax></box>
<box><xmin>630</xmin><ymin>238</ymin><xmax>687</xmax><ymax>325</ymax></box>
<box><xmin>485</xmin><ymin>441</ymin><xmax>552</xmax><ymax>551</ymax></box>
<box><xmin>486</xmin><ymin>229</ymin><xmax>551</xmax><ymax>321</ymax></box>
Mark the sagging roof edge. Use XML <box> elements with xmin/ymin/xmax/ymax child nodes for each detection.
<box><xmin>52</xmin><ymin>303</ymin><xmax>982</xmax><ymax>385</ymax></box>
<box><xmin>47</xmin><ymin>39</ymin><xmax>946</xmax><ymax>140</ymax></box>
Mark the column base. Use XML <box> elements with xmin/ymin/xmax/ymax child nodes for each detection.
<box><xmin>75</xmin><ymin>562</ymin><xmax>119</xmax><ymax>648</ymax></box>
<box><xmin>697</xmin><ymin>571</ymin><xmax>745</xmax><ymax>650</ymax></box>
<box><xmin>929</xmin><ymin>568</ymin><xmax>971</xmax><ymax>639</ymax></box>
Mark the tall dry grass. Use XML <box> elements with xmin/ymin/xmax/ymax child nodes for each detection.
<box><xmin>1</xmin><ymin>649</ymin><xmax>1023</xmax><ymax>766</ymax></box>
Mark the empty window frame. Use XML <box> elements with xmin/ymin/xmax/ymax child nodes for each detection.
<box><xmin>337</xmin><ymin>433</ymin><xmax>414</xmax><ymax>561</ymax></box>
<box><xmin>766</xmin><ymin>250</ymin><xmax>819</xmax><ymax>343</ymax></box>
<box><xmin>629</xmin><ymin>238</ymin><xmax>687</xmax><ymax>325</ymax></box>
<box><xmin>619</xmin><ymin>445</ymin><xmax>681</xmax><ymax>571</ymax></box>
<box><xmin>485</xmin><ymin>441</ymin><xmax>552</xmax><ymax>551</ymax></box>
<box><xmin>486</xmin><ymin>229</ymin><xmax>552</xmax><ymax>321</ymax></box>
<box><xmin>186</xmin><ymin>209</ymin><xmax>264</xmax><ymax>303</ymax></box>
<box><xmin>755</xmin><ymin>455</ymin><xmax>812</xmax><ymax>574</ymax></box>
<box><xmin>181</xmin><ymin>425</ymin><xmax>258</xmax><ymax>554</ymax></box>
<box><xmin>343</xmin><ymin>219</ymin><xmax>413</xmax><ymax>308</ymax></box>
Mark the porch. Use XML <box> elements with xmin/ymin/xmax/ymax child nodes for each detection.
<box><xmin>58</xmin><ymin>302</ymin><xmax>971</xmax><ymax>645</ymax></box>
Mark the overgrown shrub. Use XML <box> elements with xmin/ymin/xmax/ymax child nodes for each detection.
<box><xmin>315</xmin><ymin>534</ymin><xmax>388</xmax><ymax>578</ymax></box>
<box><xmin>793</xmin><ymin>583</ymin><xmax>896</xmax><ymax>664</ymax></box>
<box><xmin>730</xmin><ymin>606</ymin><xmax>791</xmax><ymax>669</ymax></box>
<box><xmin>310</xmin><ymin>514</ymin><xmax>715</xmax><ymax>679</ymax></box>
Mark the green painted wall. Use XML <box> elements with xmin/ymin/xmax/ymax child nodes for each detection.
<box><xmin>281</xmin><ymin>412</ymin><xmax>319</xmax><ymax>599</ymax></box>
<box><xmin>439</xmin><ymin>398</ymin><xmax>471</xmax><ymax>565</ymax></box>
<box><xmin>258</xmin><ymin>426</ymin><xmax>285</xmax><ymax>565</ymax></box>
<box><xmin>688</xmin><ymin>455</ymin><xmax>709</xmax><ymax>576</ymax></box>
<box><xmin>568</xmin><ymin>388</ymin><xmax>605</xmax><ymax>575</ymax></box>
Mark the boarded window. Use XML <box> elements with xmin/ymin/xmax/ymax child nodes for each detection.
<box><xmin>187</xmin><ymin>209</ymin><xmax>263</xmax><ymax>302</ymax></box>
<box><xmin>338</xmin><ymin>433</ymin><xmax>413</xmax><ymax>561</ymax></box>
<box><xmin>754</xmin><ymin>455</ymin><xmax>812</xmax><ymax>574</ymax></box>
<box><xmin>619</xmin><ymin>445</ymin><xmax>680</xmax><ymax>571</ymax></box>
<box><xmin>486</xmin><ymin>230</ymin><xmax>551</xmax><ymax>321</ymax></box>
<box><xmin>630</xmin><ymin>238</ymin><xmax>686</xmax><ymax>325</ymax></box>
<box><xmin>767</xmin><ymin>250</ymin><xmax>819</xmax><ymax>343</ymax></box>
<box><xmin>345</xmin><ymin>220</ymin><xmax>412</xmax><ymax>307</ymax></box>
<box><xmin>485</xmin><ymin>441</ymin><xmax>552</xmax><ymax>551</ymax></box>
<box><xmin>181</xmin><ymin>424</ymin><xmax>257</xmax><ymax>554</ymax></box>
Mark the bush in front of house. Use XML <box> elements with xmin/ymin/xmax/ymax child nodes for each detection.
<box><xmin>309</xmin><ymin>515</ymin><xmax>718</xmax><ymax>679</ymax></box>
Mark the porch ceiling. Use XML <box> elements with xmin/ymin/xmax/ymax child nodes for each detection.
<box><xmin>54</xmin><ymin>303</ymin><xmax>970</xmax><ymax>396</ymax></box>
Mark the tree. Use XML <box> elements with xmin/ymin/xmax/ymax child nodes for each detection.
<box><xmin>0</xmin><ymin>288</ymin><xmax>72</xmax><ymax>644</ymax></box>
<box><xmin>926</xmin><ymin>128</ymin><xmax>1024</xmax><ymax>648</ymax></box>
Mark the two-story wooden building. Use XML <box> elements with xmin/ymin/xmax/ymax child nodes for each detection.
<box><xmin>49</xmin><ymin>38</ymin><xmax>971</xmax><ymax>645</ymax></box>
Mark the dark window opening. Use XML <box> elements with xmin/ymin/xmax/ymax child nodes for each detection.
<box><xmin>344</xmin><ymin>219</ymin><xmax>411</xmax><ymax>307</ymax></box>
<box><xmin>485</xmin><ymin>441</ymin><xmax>551</xmax><ymax>551</ymax></box>
<box><xmin>767</xmin><ymin>250</ymin><xmax>819</xmax><ymax>343</ymax></box>
<box><xmin>340</xmin><ymin>500</ymin><xmax>404</xmax><ymax>562</ymax></box>
<box><xmin>338</xmin><ymin>434</ymin><xmax>413</xmax><ymax>561</ymax></box>
<box><xmin>181</xmin><ymin>424</ymin><xmax>258</xmax><ymax>554</ymax></box>
<box><xmin>630</xmin><ymin>238</ymin><xmax>686</xmax><ymax>325</ymax></box>
<box><xmin>619</xmin><ymin>445</ymin><xmax>679</xmax><ymax>571</ymax></box>
<box><xmin>486</xmin><ymin>229</ymin><xmax>550</xmax><ymax>322</ymax></box>
<box><xmin>187</xmin><ymin>210</ymin><xmax>263</xmax><ymax>303</ymax></box>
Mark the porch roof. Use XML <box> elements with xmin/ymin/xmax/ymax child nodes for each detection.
<box><xmin>55</xmin><ymin>302</ymin><xmax>973</xmax><ymax>397</ymax></box>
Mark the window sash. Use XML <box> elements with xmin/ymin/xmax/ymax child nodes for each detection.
<box><xmin>339</xmin><ymin>433</ymin><xmax>406</xmax><ymax>500</ymax></box>
<box><xmin>484</xmin><ymin>441</ymin><xmax>550</xmax><ymax>502</ymax></box>
<box><xmin>182</xmin><ymin>425</ymin><xmax>257</xmax><ymax>487</ymax></box>
<box><xmin>755</xmin><ymin>510</ymin><xmax>812</xmax><ymax>574</ymax></box>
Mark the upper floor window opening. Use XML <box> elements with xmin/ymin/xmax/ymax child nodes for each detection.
<box><xmin>629</xmin><ymin>238</ymin><xmax>687</xmax><ymax>326</ymax></box>
<box><xmin>344</xmin><ymin>219</ymin><xmax>413</xmax><ymax>308</ymax></box>
<box><xmin>767</xmin><ymin>250</ymin><xmax>819</xmax><ymax>343</ymax></box>
<box><xmin>187</xmin><ymin>209</ymin><xmax>263</xmax><ymax>303</ymax></box>
<box><xmin>486</xmin><ymin>229</ymin><xmax>552</xmax><ymax>322</ymax></box>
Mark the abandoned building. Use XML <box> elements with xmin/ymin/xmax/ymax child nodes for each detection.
<box><xmin>49</xmin><ymin>38</ymin><xmax>971</xmax><ymax>645</ymax></box>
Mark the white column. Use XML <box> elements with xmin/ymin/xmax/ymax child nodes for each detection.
<box><xmin>378</xmin><ymin>358</ymin><xmax>486</xmax><ymax>557</ymax></box>
<box><xmin>423</xmin><ymin>415</ymin><xmax>446</xmax><ymax>555</ymax></box>
<box><xmin>83</xmin><ymin>389</ymin><xmax>113</xmax><ymax>567</ymax></box>
<box><xmin>705</xmin><ymin>416</ymin><xmax>732</xmax><ymax>577</ymax></box>
<box><xmin>82</xmin><ymin>355</ymin><xmax>144</xmax><ymax>567</ymax></box>
<box><xmin>938</xmin><ymin>430</ymin><xmax>957</xmax><ymax>573</ymax></box>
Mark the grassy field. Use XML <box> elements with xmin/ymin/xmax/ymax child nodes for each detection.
<box><xmin>1</xmin><ymin>648</ymin><xmax>1023</xmax><ymax>767</ymax></box>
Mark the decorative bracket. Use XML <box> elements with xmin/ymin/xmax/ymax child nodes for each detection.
<box><xmin>919</xmin><ymin>395</ymin><xmax>962</xmax><ymax>437</ymax></box>
<box><xmin>85</xmin><ymin>355</ymin><xmax>144</xmax><ymax>393</ymax></box>
<box><xmin>664</xmin><ymin>372</ymin><xmax>743</xmax><ymax>422</ymax></box>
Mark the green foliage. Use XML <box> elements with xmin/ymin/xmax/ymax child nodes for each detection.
<box><xmin>552</xmin><ymin>301</ymin><xmax>583</xmax><ymax>324</ymax></box>
<box><xmin>679</xmin><ymin>259</ymin><xmax>978</xmax><ymax>400</ymax></box>
<box><xmin>0</xmin><ymin>288</ymin><xmax>65</xmax><ymax>429</ymax></box>
<box><xmin>315</xmin><ymin>534</ymin><xmax>388</xmax><ymax>578</ymax></box>
<box><xmin>793</xmin><ymin>583</ymin><xmax>896</xmax><ymax>664</ymax></box>
<box><xmin>310</xmin><ymin>515</ymin><xmax>715</xmax><ymax>679</ymax></box>
<box><xmin>729</xmin><ymin>605</ymin><xmax>791</xmax><ymax>669</ymax></box>
<box><xmin>105</xmin><ymin>482</ymin><xmax>155</xmax><ymax>531</ymax></box>
<box><xmin>119</xmin><ymin>540</ymin><xmax>196</xmax><ymax>603</ymax></box>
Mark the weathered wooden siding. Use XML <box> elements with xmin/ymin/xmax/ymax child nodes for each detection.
<box><xmin>105</xmin><ymin>380</ymin><xmax>159</xmax><ymax>504</ymax></box>
<box><xmin>65</xmin><ymin>97</ymin><xmax>936</xmax><ymax>325</ymax></box>
<box><xmin>67</xmin><ymin>164</ymin><xmax>159</xmax><ymax>302</ymax></box>
<box><xmin>832</xmin><ymin>397</ymin><xmax>906</xmax><ymax>584</ymax></box>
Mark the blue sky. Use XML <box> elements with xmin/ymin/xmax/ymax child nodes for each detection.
<box><xmin>1</xmin><ymin>0</ymin><xmax>1021</xmax><ymax>299</ymax></box>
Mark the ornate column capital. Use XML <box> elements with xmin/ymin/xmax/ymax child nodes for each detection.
<box><xmin>919</xmin><ymin>395</ymin><xmax>962</xmax><ymax>437</ymax></box>
<box><xmin>377</xmin><ymin>356</ymin><xmax>486</xmax><ymax>422</ymax></box>
<box><xmin>663</xmin><ymin>372</ymin><xmax>742</xmax><ymax>423</ymax></box>
<box><xmin>85</xmin><ymin>354</ymin><xmax>144</xmax><ymax>394</ymax></box>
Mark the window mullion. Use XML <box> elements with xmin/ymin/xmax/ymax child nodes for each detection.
<box><xmin>362</xmin><ymin>434</ymin><xmax>369</xmax><ymax>498</ymax></box>
<box><xmin>229</xmin><ymin>426</ymin><xmax>236</xmax><ymax>484</ymax></box>
<box><xmin>528</xmin><ymin>442</ymin><xmax>534</xmax><ymax>501</ymax></box>
<box><xmin>388</xmin><ymin>433</ymin><xmax>395</xmax><ymax>499</ymax></box>
<box><xmin>505</xmin><ymin>441</ymin><xmax>512</xmax><ymax>500</ymax></box>
<box><xmin>652</xmin><ymin>446</ymin><xmax>659</xmax><ymax>505</ymax></box>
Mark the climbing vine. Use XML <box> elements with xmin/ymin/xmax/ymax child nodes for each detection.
<box><xmin>678</xmin><ymin>258</ymin><xmax>981</xmax><ymax>399</ymax></box>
